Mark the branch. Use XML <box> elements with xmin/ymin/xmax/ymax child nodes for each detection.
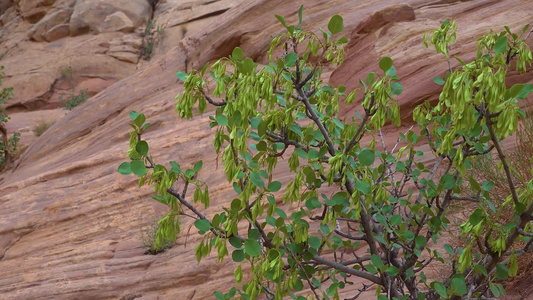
<box><xmin>312</xmin><ymin>255</ymin><xmax>383</xmax><ymax>286</ymax></box>
<box><xmin>485</xmin><ymin>118</ymin><xmax>519</xmax><ymax>206</ymax></box>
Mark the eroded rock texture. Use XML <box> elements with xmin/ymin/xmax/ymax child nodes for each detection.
<box><xmin>0</xmin><ymin>0</ymin><xmax>532</xmax><ymax>299</ymax></box>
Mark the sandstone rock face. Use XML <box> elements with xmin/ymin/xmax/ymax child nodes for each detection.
<box><xmin>0</xmin><ymin>0</ymin><xmax>532</xmax><ymax>299</ymax></box>
<box><xmin>69</xmin><ymin>0</ymin><xmax>151</xmax><ymax>36</ymax></box>
<box><xmin>99</xmin><ymin>11</ymin><xmax>135</xmax><ymax>33</ymax></box>
<box><xmin>28</xmin><ymin>7</ymin><xmax>72</xmax><ymax>41</ymax></box>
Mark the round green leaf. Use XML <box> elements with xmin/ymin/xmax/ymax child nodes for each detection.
<box><xmin>379</xmin><ymin>56</ymin><xmax>393</xmax><ymax>73</ymax></box>
<box><xmin>244</xmin><ymin>238</ymin><xmax>261</xmax><ymax>256</ymax></box>
<box><xmin>194</xmin><ymin>219</ymin><xmax>212</xmax><ymax>232</ymax></box>
<box><xmin>371</xmin><ymin>254</ymin><xmax>384</xmax><ymax>268</ymax></box>
<box><xmin>358</xmin><ymin>149</ymin><xmax>375</xmax><ymax>166</ymax></box>
<box><xmin>129</xmin><ymin>111</ymin><xmax>139</xmax><ymax>121</ymax></box>
<box><xmin>390</xmin><ymin>82</ymin><xmax>403</xmax><ymax>95</ymax></box>
<box><xmin>431</xmin><ymin>281</ymin><xmax>447</xmax><ymax>298</ymax></box>
<box><xmin>232</xmin><ymin>47</ymin><xmax>243</xmax><ymax>60</ymax></box>
<box><xmin>130</xmin><ymin>160</ymin><xmax>147</xmax><ymax>176</ymax></box>
<box><xmin>415</xmin><ymin>236</ymin><xmax>427</xmax><ymax>248</ymax></box>
<box><xmin>118</xmin><ymin>162</ymin><xmax>132</xmax><ymax>175</ymax></box>
<box><xmin>268</xmin><ymin>181</ymin><xmax>282</xmax><ymax>192</ymax></box>
<box><xmin>232</xmin><ymin>249</ymin><xmax>245</xmax><ymax>262</ymax></box>
<box><xmin>328</xmin><ymin>15</ymin><xmax>344</xmax><ymax>35</ymax></box>
<box><xmin>136</xmin><ymin>141</ymin><xmax>149</xmax><ymax>156</ymax></box>
<box><xmin>215</xmin><ymin>115</ymin><xmax>228</xmax><ymax>126</ymax></box>
<box><xmin>308</xmin><ymin>236</ymin><xmax>321</xmax><ymax>249</ymax></box>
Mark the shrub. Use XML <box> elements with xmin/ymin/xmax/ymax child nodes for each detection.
<box><xmin>60</xmin><ymin>88</ymin><xmax>88</xmax><ymax>110</ymax></box>
<box><xmin>0</xmin><ymin>66</ymin><xmax>18</xmax><ymax>172</ymax></box>
<box><xmin>140</xmin><ymin>218</ymin><xmax>174</xmax><ymax>255</ymax></box>
<box><xmin>32</xmin><ymin>119</ymin><xmax>56</xmax><ymax>137</ymax></box>
<box><xmin>119</xmin><ymin>8</ymin><xmax>533</xmax><ymax>299</ymax></box>
<box><xmin>141</xmin><ymin>20</ymin><xmax>164</xmax><ymax>60</ymax></box>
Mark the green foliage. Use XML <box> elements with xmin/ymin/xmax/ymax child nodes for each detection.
<box><xmin>0</xmin><ymin>66</ymin><xmax>18</xmax><ymax>171</ymax></box>
<box><xmin>120</xmin><ymin>7</ymin><xmax>533</xmax><ymax>299</ymax></box>
<box><xmin>60</xmin><ymin>88</ymin><xmax>88</xmax><ymax>110</ymax></box>
<box><xmin>58</xmin><ymin>66</ymin><xmax>89</xmax><ymax>110</ymax></box>
<box><xmin>140</xmin><ymin>218</ymin><xmax>174</xmax><ymax>254</ymax></box>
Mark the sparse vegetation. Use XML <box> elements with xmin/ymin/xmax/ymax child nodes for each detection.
<box><xmin>0</xmin><ymin>65</ymin><xmax>18</xmax><ymax>172</ymax></box>
<box><xmin>60</xmin><ymin>89</ymin><xmax>88</xmax><ymax>111</ymax></box>
<box><xmin>141</xmin><ymin>20</ymin><xmax>165</xmax><ymax>60</ymax></box>
<box><xmin>140</xmin><ymin>218</ymin><xmax>174</xmax><ymax>255</ymax></box>
<box><xmin>57</xmin><ymin>66</ymin><xmax>89</xmax><ymax>110</ymax></box>
<box><xmin>32</xmin><ymin>119</ymin><xmax>56</xmax><ymax>137</ymax></box>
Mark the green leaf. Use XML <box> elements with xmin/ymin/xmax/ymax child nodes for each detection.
<box><xmin>415</xmin><ymin>236</ymin><xmax>427</xmax><ymax>248</ymax></box>
<box><xmin>216</xmin><ymin>115</ymin><xmax>228</xmax><ymax>126</ymax></box>
<box><xmin>176</xmin><ymin>71</ymin><xmax>188</xmax><ymax>82</ymax></box>
<box><xmin>232</xmin><ymin>249</ymin><xmax>245</xmax><ymax>262</ymax></box>
<box><xmin>170</xmin><ymin>161</ymin><xmax>181</xmax><ymax>173</ymax></box>
<box><xmin>355</xmin><ymin>180</ymin><xmax>371</xmax><ymax>195</ymax></box>
<box><xmin>214</xmin><ymin>291</ymin><xmax>224</xmax><ymax>300</ymax></box>
<box><xmin>366</xmin><ymin>72</ymin><xmax>375</xmax><ymax>86</ymax></box>
<box><xmin>431</xmin><ymin>281</ymin><xmax>447</xmax><ymax>298</ymax></box>
<box><xmin>232</xmin><ymin>47</ymin><xmax>243</xmax><ymax>60</ymax></box>
<box><xmin>327</xmin><ymin>15</ymin><xmax>344</xmax><ymax>35</ymax></box>
<box><xmin>469</xmin><ymin>176</ymin><xmax>481</xmax><ymax>191</ymax></box>
<box><xmin>136</xmin><ymin>141</ymin><xmax>149</xmax><ymax>156</ymax></box>
<box><xmin>194</xmin><ymin>219</ymin><xmax>212</xmax><ymax>232</ymax></box>
<box><xmin>130</xmin><ymin>160</ymin><xmax>147</xmax><ymax>176</ymax></box>
<box><xmin>390</xmin><ymin>82</ymin><xmax>403</xmax><ymax>95</ymax></box>
<box><xmin>450</xmin><ymin>276</ymin><xmax>467</xmax><ymax>296</ymax></box>
<box><xmin>489</xmin><ymin>282</ymin><xmax>500</xmax><ymax>297</ymax></box>
<box><xmin>517</xmin><ymin>84</ymin><xmax>533</xmax><ymax>99</ymax></box>
<box><xmin>494</xmin><ymin>36</ymin><xmax>508</xmax><ymax>55</ymax></box>
<box><xmin>118</xmin><ymin>162</ymin><xmax>132</xmax><ymax>175</ymax></box>
<box><xmin>229</xmin><ymin>236</ymin><xmax>243</xmax><ymax>248</ymax></box>
<box><xmin>440</xmin><ymin>173</ymin><xmax>455</xmax><ymax>190</ymax></box>
<box><xmin>244</xmin><ymin>238</ymin><xmax>262</xmax><ymax>256</ymax></box>
<box><xmin>443</xmin><ymin>243</ymin><xmax>454</xmax><ymax>256</ymax></box>
<box><xmin>298</xmin><ymin>5</ymin><xmax>303</xmax><ymax>26</ymax></box>
<box><xmin>285</xmin><ymin>52</ymin><xmax>298</xmax><ymax>67</ymax></box>
<box><xmin>250</xmin><ymin>172</ymin><xmax>265</xmax><ymax>188</ymax></box>
<box><xmin>305</xmin><ymin>197</ymin><xmax>322</xmax><ymax>210</ymax></box>
<box><xmin>379</xmin><ymin>56</ymin><xmax>393</xmax><ymax>73</ymax></box>
<box><xmin>308</xmin><ymin>236</ymin><xmax>321</xmax><ymax>249</ymax></box>
<box><xmin>241</xmin><ymin>57</ymin><xmax>255</xmax><ymax>74</ymax></box>
<box><xmin>194</xmin><ymin>160</ymin><xmax>203</xmax><ymax>172</ymax></box>
<box><xmin>275</xmin><ymin>15</ymin><xmax>286</xmax><ymax>27</ymax></box>
<box><xmin>371</xmin><ymin>254</ymin><xmax>384</xmax><ymax>268</ymax></box>
<box><xmin>482</xmin><ymin>180</ymin><xmax>494</xmax><ymax>191</ymax></box>
<box><xmin>129</xmin><ymin>111</ymin><xmax>139</xmax><ymax>121</ymax></box>
<box><xmin>386</xmin><ymin>265</ymin><xmax>399</xmax><ymax>276</ymax></box>
<box><xmin>389</xmin><ymin>215</ymin><xmax>402</xmax><ymax>226</ymax></box>
<box><xmin>433</xmin><ymin>76</ymin><xmax>445</xmax><ymax>85</ymax></box>
<box><xmin>133</xmin><ymin>114</ymin><xmax>146</xmax><ymax>128</ymax></box>
<box><xmin>494</xmin><ymin>263</ymin><xmax>509</xmax><ymax>280</ymax></box>
<box><xmin>358</xmin><ymin>149</ymin><xmax>375</xmax><ymax>166</ymax></box>
<box><xmin>257</xmin><ymin>120</ymin><xmax>267</xmax><ymax>137</ymax></box>
<box><xmin>268</xmin><ymin>181</ymin><xmax>282</xmax><ymax>192</ymax></box>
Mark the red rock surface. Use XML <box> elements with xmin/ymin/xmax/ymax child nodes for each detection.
<box><xmin>0</xmin><ymin>0</ymin><xmax>532</xmax><ymax>299</ymax></box>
